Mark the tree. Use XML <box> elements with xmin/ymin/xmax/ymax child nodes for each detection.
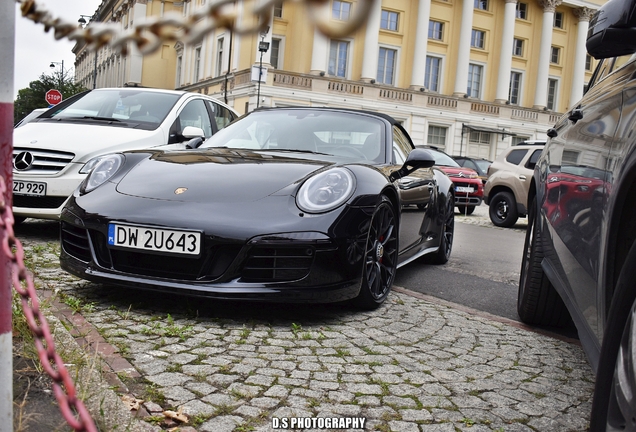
<box><xmin>13</xmin><ymin>70</ymin><xmax>88</xmax><ymax>125</ymax></box>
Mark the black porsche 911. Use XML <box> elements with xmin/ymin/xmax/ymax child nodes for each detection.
<box><xmin>60</xmin><ymin>107</ymin><xmax>455</xmax><ymax>309</ymax></box>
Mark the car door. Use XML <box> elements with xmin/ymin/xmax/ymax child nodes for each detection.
<box><xmin>540</xmin><ymin>55</ymin><xmax>633</xmax><ymax>341</ymax></box>
<box><xmin>168</xmin><ymin>98</ymin><xmax>214</xmax><ymax>143</ymax></box>
<box><xmin>391</xmin><ymin>125</ymin><xmax>435</xmax><ymax>256</ymax></box>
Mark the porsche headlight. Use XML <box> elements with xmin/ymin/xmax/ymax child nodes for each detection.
<box><xmin>79</xmin><ymin>156</ymin><xmax>106</xmax><ymax>174</ymax></box>
<box><xmin>297</xmin><ymin>168</ymin><xmax>355</xmax><ymax>213</ymax></box>
<box><xmin>82</xmin><ymin>154</ymin><xmax>124</xmax><ymax>193</ymax></box>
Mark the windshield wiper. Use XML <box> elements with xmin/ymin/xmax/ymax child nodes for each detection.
<box><xmin>81</xmin><ymin>116</ymin><xmax>122</xmax><ymax>122</ymax></box>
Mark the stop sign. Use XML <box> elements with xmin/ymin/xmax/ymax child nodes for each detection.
<box><xmin>45</xmin><ymin>89</ymin><xmax>63</xmax><ymax>105</ymax></box>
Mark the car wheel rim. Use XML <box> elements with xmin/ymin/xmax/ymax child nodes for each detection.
<box><xmin>606</xmin><ymin>301</ymin><xmax>636</xmax><ymax>431</ymax></box>
<box><xmin>365</xmin><ymin>204</ymin><xmax>397</xmax><ymax>300</ymax></box>
<box><xmin>496</xmin><ymin>200</ymin><xmax>509</xmax><ymax>220</ymax></box>
<box><xmin>442</xmin><ymin>198</ymin><xmax>454</xmax><ymax>258</ymax></box>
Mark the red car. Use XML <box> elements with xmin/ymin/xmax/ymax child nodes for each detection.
<box><xmin>419</xmin><ymin>146</ymin><xmax>484</xmax><ymax>214</ymax></box>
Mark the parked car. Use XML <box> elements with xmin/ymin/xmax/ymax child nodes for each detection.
<box><xmin>483</xmin><ymin>140</ymin><xmax>545</xmax><ymax>227</ymax></box>
<box><xmin>12</xmin><ymin>88</ymin><xmax>238</xmax><ymax>224</ymax></box>
<box><xmin>418</xmin><ymin>146</ymin><xmax>483</xmax><ymax>214</ymax></box>
<box><xmin>452</xmin><ymin>155</ymin><xmax>492</xmax><ymax>184</ymax></box>
<box><xmin>59</xmin><ymin>107</ymin><xmax>456</xmax><ymax>309</ymax></box>
<box><xmin>518</xmin><ymin>0</ymin><xmax>636</xmax><ymax>427</ymax></box>
<box><xmin>14</xmin><ymin>107</ymin><xmax>48</xmax><ymax>128</ymax></box>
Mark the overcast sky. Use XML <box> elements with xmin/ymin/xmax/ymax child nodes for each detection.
<box><xmin>13</xmin><ymin>0</ymin><xmax>102</xmax><ymax>98</ymax></box>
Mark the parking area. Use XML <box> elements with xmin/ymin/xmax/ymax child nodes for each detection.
<box><xmin>15</xmin><ymin>215</ymin><xmax>593</xmax><ymax>432</ymax></box>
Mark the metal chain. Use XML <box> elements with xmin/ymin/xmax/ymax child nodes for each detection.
<box><xmin>1</xmin><ymin>177</ymin><xmax>98</xmax><ymax>432</ymax></box>
<box><xmin>16</xmin><ymin>0</ymin><xmax>375</xmax><ymax>57</ymax></box>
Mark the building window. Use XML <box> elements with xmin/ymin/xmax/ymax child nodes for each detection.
<box><xmin>547</xmin><ymin>78</ymin><xmax>558</xmax><ymax>110</ymax></box>
<box><xmin>429</xmin><ymin>20</ymin><xmax>444</xmax><ymax>40</ymax></box>
<box><xmin>215</xmin><ymin>37</ymin><xmax>224</xmax><ymax>77</ymax></box>
<box><xmin>332</xmin><ymin>1</ymin><xmax>351</xmax><ymax>21</ymax></box>
<box><xmin>270</xmin><ymin>39</ymin><xmax>281</xmax><ymax>69</ymax></box>
<box><xmin>513</xmin><ymin>38</ymin><xmax>523</xmax><ymax>56</ymax></box>
<box><xmin>554</xmin><ymin>11</ymin><xmax>564</xmax><ymax>28</ymax></box>
<box><xmin>428</xmin><ymin>126</ymin><xmax>447</xmax><ymax>148</ymax></box>
<box><xmin>585</xmin><ymin>54</ymin><xmax>592</xmax><ymax>71</ymax></box>
<box><xmin>563</xmin><ymin>150</ymin><xmax>580</xmax><ymax>164</ymax></box>
<box><xmin>516</xmin><ymin>2</ymin><xmax>527</xmax><ymax>19</ymax></box>
<box><xmin>471</xmin><ymin>30</ymin><xmax>485</xmax><ymax>49</ymax></box>
<box><xmin>380</xmin><ymin>10</ymin><xmax>399</xmax><ymax>31</ymax></box>
<box><xmin>328</xmin><ymin>40</ymin><xmax>349</xmax><ymax>77</ymax></box>
<box><xmin>512</xmin><ymin>136</ymin><xmax>530</xmax><ymax>145</ymax></box>
<box><xmin>509</xmin><ymin>72</ymin><xmax>522</xmax><ymax>105</ymax></box>
<box><xmin>274</xmin><ymin>1</ymin><xmax>283</xmax><ymax>18</ymax></box>
<box><xmin>469</xmin><ymin>131</ymin><xmax>491</xmax><ymax>145</ymax></box>
<box><xmin>474</xmin><ymin>0</ymin><xmax>488</xmax><ymax>10</ymax></box>
<box><xmin>467</xmin><ymin>63</ymin><xmax>483</xmax><ymax>98</ymax></box>
<box><xmin>176</xmin><ymin>55</ymin><xmax>182</xmax><ymax>87</ymax></box>
<box><xmin>377</xmin><ymin>47</ymin><xmax>396</xmax><ymax>85</ymax></box>
<box><xmin>193</xmin><ymin>46</ymin><xmax>201</xmax><ymax>82</ymax></box>
<box><xmin>425</xmin><ymin>56</ymin><xmax>441</xmax><ymax>92</ymax></box>
<box><xmin>551</xmin><ymin>46</ymin><xmax>560</xmax><ymax>64</ymax></box>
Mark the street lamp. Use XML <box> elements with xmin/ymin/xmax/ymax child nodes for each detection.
<box><xmin>78</xmin><ymin>14</ymin><xmax>98</xmax><ymax>89</ymax></box>
<box><xmin>256</xmin><ymin>27</ymin><xmax>270</xmax><ymax>109</ymax></box>
<box><xmin>49</xmin><ymin>60</ymin><xmax>64</xmax><ymax>90</ymax></box>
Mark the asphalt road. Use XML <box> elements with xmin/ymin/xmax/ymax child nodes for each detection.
<box><xmin>396</xmin><ymin>221</ymin><xmax>525</xmax><ymax>322</ymax></box>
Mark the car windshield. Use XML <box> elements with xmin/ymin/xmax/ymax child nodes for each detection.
<box><xmin>200</xmin><ymin>109</ymin><xmax>385</xmax><ymax>162</ymax></box>
<box><xmin>39</xmin><ymin>89</ymin><xmax>181</xmax><ymax>129</ymax></box>
<box><xmin>474</xmin><ymin>159</ymin><xmax>491</xmax><ymax>172</ymax></box>
<box><xmin>428</xmin><ymin>149</ymin><xmax>460</xmax><ymax>167</ymax></box>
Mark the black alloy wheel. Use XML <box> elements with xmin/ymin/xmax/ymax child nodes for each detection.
<box><xmin>517</xmin><ymin>196</ymin><xmax>570</xmax><ymax>327</ymax></box>
<box><xmin>431</xmin><ymin>194</ymin><xmax>454</xmax><ymax>264</ymax></box>
<box><xmin>590</xmin><ymin>241</ymin><xmax>636</xmax><ymax>431</ymax></box>
<box><xmin>604</xmin><ymin>300</ymin><xmax>636</xmax><ymax>431</ymax></box>
<box><xmin>353</xmin><ymin>196</ymin><xmax>398</xmax><ymax>310</ymax></box>
<box><xmin>489</xmin><ymin>191</ymin><xmax>518</xmax><ymax>227</ymax></box>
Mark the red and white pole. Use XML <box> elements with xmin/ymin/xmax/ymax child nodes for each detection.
<box><xmin>0</xmin><ymin>1</ymin><xmax>15</xmax><ymax>430</ymax></box>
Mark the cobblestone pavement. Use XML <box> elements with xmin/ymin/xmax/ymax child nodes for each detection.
<box><xmin>17</xmin><ymin>210</ymin><xmax>594</xmax><ymax>432</ymax></box>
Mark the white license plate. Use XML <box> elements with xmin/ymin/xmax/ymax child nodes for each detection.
<box><xmin>107</xmin><ymin>223</ymin><xmax>202</xmax><ymax>256</ymax></box>
<box><xmin>13</xmin><ymin>180</ymin><xmax>46</xmax><ymax>196</ymax></box>
<box><xmin>455</xmin><ymin>186</ymin><xmax>474</xmax><ymax>193</ymax></box>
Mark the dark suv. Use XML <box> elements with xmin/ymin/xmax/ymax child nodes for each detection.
<box><xmin>517</xmin><ymin>0</ymin><xmax>636</xmax><ymax>428</ymax></box>
<box><xmin>483</xmin><ymin>141</ymin><xmax>545</xmax><ymax>227</ymax></box>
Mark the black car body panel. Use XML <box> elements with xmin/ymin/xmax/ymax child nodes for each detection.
<box><xmin>520</xmin><ymin>0</ymin><xmax>636</xmax><ymax>427</ymax></box>
<box><xmin>60</xmin><ymin>108</ymin><xmax>454</xmax><ymax>304</ymax></box>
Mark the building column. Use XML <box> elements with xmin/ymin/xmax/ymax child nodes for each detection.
<box><xmin>410</xmin><ymin>0</ymin><xmax>432</xmax><ymax>90</ymax></box>
<box><xmin>495</xmin><ymin>0</ymin><xmax>518</xmax><ymax>103</ymax></box>
<box><xmin>360</xmin><ymin>0</ymin><xmax>382</xmax><ymax>83</ymax></box>
<box><xmin>533</xmin><ymin>0</ymin><xmax>561</xmax><ymax>109</ymax></box>
<box><xmin>310</xmin><ymin>1</ymin><xmax>330</xmax><ymax>75</ymax></box>
<box><xmin>569</xmin><ymin>7</ymin><xmax>594</xmax><ymax>107</ymax></box>
<box><xmin>453</xmin><ymin>0</ymin><xmax>474</xmax><ymax>97</ymax></box>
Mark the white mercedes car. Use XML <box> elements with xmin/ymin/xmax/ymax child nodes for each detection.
<box><xmin>12</xmin><ymin>88</ymin><xmax>238</xmax><ymax>223</ymax></box>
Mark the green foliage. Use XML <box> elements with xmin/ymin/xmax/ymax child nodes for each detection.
<box><xmin>13</xmin><ymin>71</ymin><xmax>88</xmax><ymax>125</ymax></box>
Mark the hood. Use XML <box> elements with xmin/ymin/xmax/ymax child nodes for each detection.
<box><xmin>115</xmin><ymin>149</ymin><xmax>333</xmax><ymax>203</ymax></box>
<box><xmin>437</xmin><ymin>166</ymin><xmax>479</xmax><ymax>179</ymax></box>
<box><xmin>13</xmin><ymin>122</ymin><xmax>163</xmax><ymax>162</ymax></box>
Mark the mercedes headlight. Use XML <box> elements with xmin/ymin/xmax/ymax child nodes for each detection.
<box><xmin>82</xmin><ymin>154</ymin><xmax>124</xmax><ymax>193</ymax></box>
<box><xmin>297</xmin><ymin>168</ymin><xmax>355</xmax><ymax>213</ymax></box>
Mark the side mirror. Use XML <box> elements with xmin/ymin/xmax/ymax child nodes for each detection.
<box><xmin>389</xmin><ymin>148</ymin><xmax>436</xmax><ymax>182</ymax></box>
<box><xmin>186</xmin><ymin>137</ymin><xmax>204</xmax><ymax>149</ymax></box>
<box><xmin>587</xmin><ymin>0</ymin><xmax>636</xmax><ymax>59</ymax></box>
<box><xmin>182</xmin><ymin>126</ymin><xmax>205</xmax><ymax>139</ymax></box>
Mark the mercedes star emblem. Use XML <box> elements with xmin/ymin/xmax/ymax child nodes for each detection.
<box><xmin>13</xmin><ymin>151</ymin><xmax>34</xmax><ymax>171</ymax></box>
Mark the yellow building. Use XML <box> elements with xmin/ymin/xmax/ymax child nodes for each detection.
<box><xmin>74</xmin><ymin>0</ymin><xmax>605</xmax><ymax>159</ymax></box>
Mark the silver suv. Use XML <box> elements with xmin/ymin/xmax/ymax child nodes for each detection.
<box><xmin>483</xmin><ymin>141</ymin><xmax>545</xmax><ymax>227</ymax></box>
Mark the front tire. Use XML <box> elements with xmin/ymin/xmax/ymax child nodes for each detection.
<box><xmin>489</xmin><ymin>191</ymin><xmax>518</xmax><ymax>227</ymax></box>
<box><xmin>517</xmin><ymin>196</ymin><xmax>571</xmax><ymax>327</ymax></box>
<box><xmin>352</xmin><ymin>196</ymin><xmax>398</xmax><ymax>310</ymax></box>
<box><xmin>590</xmin><ymin>242</ymin><xmax>636</xmax><ymax>431</ymax></box>
<box><xmin>431</xmin><ymin>193</ymin><xmax>454</xmax><ymax>265</ymax></box>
